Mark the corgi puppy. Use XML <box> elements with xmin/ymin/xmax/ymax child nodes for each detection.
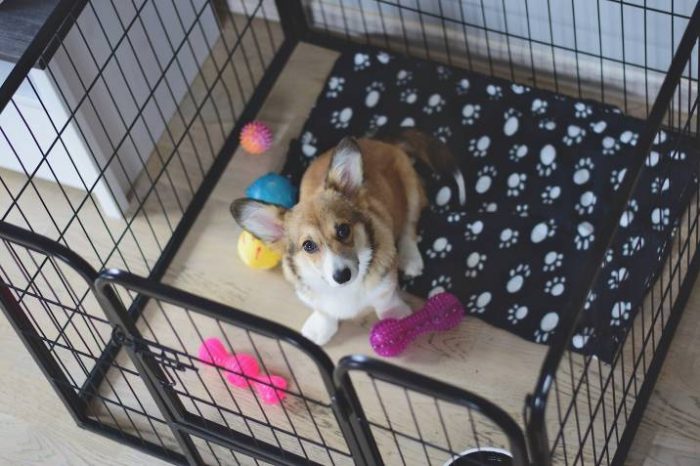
<box><xmin>231</xmin><ymin>130</ymin><xmax>465</xmax><ymax>345</ymax></box>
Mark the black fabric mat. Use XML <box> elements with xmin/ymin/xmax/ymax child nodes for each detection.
<box><xmin>281</xmin><ymin>47</ymin><xmax>698</xmax><ymax>362</ymax></box>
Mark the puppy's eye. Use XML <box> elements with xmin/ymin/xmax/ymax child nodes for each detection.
<box><xmin>336</xmin><ymin>223</ymin><xmax>351</xmax><ymax>240</ymax></box>
<box><xmin>302</xmin><ymin>240</ymin><xmax>318</xmax><ymax>253</ymax></box>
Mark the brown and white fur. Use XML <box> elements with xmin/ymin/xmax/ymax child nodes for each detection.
<box><xmin>231</xmin><ymin>130</ymin><xmax>465</xmax><ymax>345</ymax></box>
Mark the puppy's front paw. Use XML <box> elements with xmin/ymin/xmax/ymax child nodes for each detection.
<box><xmin>399</xmin><ymin>240</ymin><xmax>424</xmax><ymax>278</ymax></box>
<box><xmin>301</xmin><ymin>312</ymin><xmax>338</xmax><ymax>346</ymax></box>
<box><xmin>377</xmin><ymin>297</ymin><xmax>413</xmax><ymax>320</ymax></box>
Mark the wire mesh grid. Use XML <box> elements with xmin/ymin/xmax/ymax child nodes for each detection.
<box><xmin>0</xmin><ymin>0</ymin><xmax>283</xmax><ymax>300</ymax></box>
<box><xmin>302</xmin><ymin>0</ymin><xmax>698</xmax><ymax>121</ymax></box>
<box><xmin>336</xmin><ymin>359</ymin><xmax>527</xmax><ymax>466</ymax></box>
<box><xmin>0</xmin><ymin>234</ymin><xmax>186</xmax><ymax>462</ymax></box>
<box><xmin>1</xmin><ymin>1</ymin><xmax>699</xmax><ymax>465</ymax></box>
<box><xmin>532</xmin><ymin>34</ymin><xmax>700</xmax><ymax>466</ymax></box>
<box><xmin>96</xmin><ymin>270</ymin><xmax>358</xmax><ymax>466</ymax></box>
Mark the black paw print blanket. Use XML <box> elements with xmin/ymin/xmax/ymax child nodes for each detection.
<box><xmin>281</xmin><ymin>47</ymin><xmax>698</xmax><ymax>362</ymax></box>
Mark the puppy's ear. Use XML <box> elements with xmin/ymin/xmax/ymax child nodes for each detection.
<box><xmin>326</xmin><ymin>137</ymin><xmax>363</xmax><ymax>197</ymax></box>
<box><xmin>230</xmin><ymin>198</ymin><xmax>287</xmax><ymax>244</ymax></box>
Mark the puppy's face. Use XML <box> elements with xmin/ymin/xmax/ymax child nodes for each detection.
<box><xmin>284</xmin><ymin>191</ymin><xmax>373</xmax><ymax>287</ymax></box>
<box><xmin>231</xmin><ymin>137</ymin><xmax>373</xmax><ymax>288</ymax></box>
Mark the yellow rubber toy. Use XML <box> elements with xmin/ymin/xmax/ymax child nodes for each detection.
<box><xmin>237</xmin><ymin>230</ymin><xmax>281</xmax><ymax>269</ymax></box>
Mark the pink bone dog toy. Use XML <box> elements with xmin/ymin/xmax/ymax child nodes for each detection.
<box><xmin>198</xmin><ymin>338</ymin><xmax>287</xmax><ymax>404</ymax></box>
<box><xmin>370</xmin><ymin>292</ymin><xmax>464</xmax><ymax>357</ymax></box>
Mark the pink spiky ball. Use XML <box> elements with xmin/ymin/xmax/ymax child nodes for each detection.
<box><xmin>240</xmin><ymin>121</ymin><xmax>273</xmax><ymax>155</ymax></box>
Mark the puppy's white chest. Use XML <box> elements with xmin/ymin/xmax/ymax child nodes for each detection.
<box><xmin>298</xmin><ymin>277</ymin><xmax>393</xmax><ymax>320</ymax></box>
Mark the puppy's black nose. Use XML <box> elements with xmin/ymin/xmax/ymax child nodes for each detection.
<box><xmin>333</xmin><ymin>267</ymin><xmax>352</xmax><ymax>284</ymax></box>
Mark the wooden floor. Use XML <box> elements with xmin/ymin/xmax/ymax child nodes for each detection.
<box><xmin>0</xmin><ymin>40</ymin><xmax>698</xmax><ymax>465</ymax></box>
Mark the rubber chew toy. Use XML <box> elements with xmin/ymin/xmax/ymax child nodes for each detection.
<box><xmin>240</xmin><ymin>121</ymin><xmax>273</xmax><ymax>155</ymax></box>
<box><xmin>370</xmin><ymin>292</ymin><xmax>464</xmax><ymax>357</ymax></box>
<box><xmin>198</xmin><ymin>338</ymin><xmax>287</xmax><ymax>404</ymax></box>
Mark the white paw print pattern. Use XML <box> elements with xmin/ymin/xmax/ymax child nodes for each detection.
<box><xmin>603</xmin><ymin>248</ymin><xmax>614</xmax><ymax>267</ymax></box>
<box><xmin>531</xmin><ymin>98</ymin><xmax>548</xmax><ymax>115</ymax></box>
<box><xmin>499</xmin><ymin>228</ymin><xmax>519</xmax><ymax>248</ymax></box>
<box><xmin>573</xmin><ymin>158</ymin><xmax>595</xmax><ymax>185</ymax></box>
<box><xmin>574</xmin><ymin>102</ymin><xmax>593</xmax><ymax>118</ymax></box>
<box><xmin>590</xmin><ymin>120</ymin><xmax>607</xmax><ymax>134</ymax></box>
<box><xmin>400</xmin><ymin>88</ymin><xmax>418</xmax><ymax>104</ymax></box>
<box><xmin>464</xmin><ymin>220</ymin><xmax>484</xmax><ymax>241</ymax></box>
<box><xmin>563</xmin><ymin>125</ymin><xmax>586</xmax><ymax>145</ymax></box>
<box><xmin>436</xmin><ymin>65</ymin><xmax>452</xmax><ymax>80</ymax></box>
<box><xmin>423</xmin><ymin>93</ymin><xmax>445</xmax><ymax>114</ymax></box>
<box><xmin>584</xmin><ymin>291</ymin><xmax>597</xmax><ymax>310</ymax></box>
<box><xmin>669</xmin><ymin>149</ymin><xmax>687</xmax><ymax>160</ymax></box>
<box><xmin>330</xmin><ymin>107</ymin><xmax>353</xmax><ymax>129</ymax></box>
<box><xmin>543</xmin><ymin>251</ymin><xmax>563</xmax><ymax>272</ymax></box>
<box><xmin>572</xmin><ymin>327</ymin><xmax>594</xmax><ymax>349</ymax></box>
<box><xmin>469</xmin><ymin>135</ymin><xmax>491</xmax><ymax>158</ymax></box>
<box><xmin>326</xmin><ymin>76</ymin><xmax>345</xmax><ymax>98</ymax></box>
<box><xmin>301</xmin><ymin>131</ymin><xmax>317</xmax><ymax>157</ymax></box>
<box><xmin>486</xmin><ymin>84</ymin><xmax>503</xmax><ymax>99</ymax></box>
<box><xmin>607</xmin><ymin>267</ymin><xmax>629</xmax><ymax>289</ymax></box>
<box><xmin>651</xmin><ymin>176</ymin><xmax>670</xmax><ymax>194</ymax></box>
<box><xmin>425</xmin><ymin>237</ymin><xmax>452</xmax><ymax>259</ymax></box>
<box><xmin>537</xmin><ymin>145</ymin><xmax>557</xmax><ymax>176</ymax></box>
<box><xmin>575</xmin><ymin>221</ymin><xmax>595</xmax><ymax>250</ymax></box>
<box><xmin>376</xmin><ymin>51</ymin><xmax>391</xmax><ymax>64</ymax></box>
<box><xmin>534</xmin><ymin>312</ymin><xmax>559</xmax><ymax>343</ymax></box>
<box><xmin>511</xmin><ymin>83</ymin><xmax>530</xmax><ymax>94</ymax></box>
<box><xmin>654</xmin><ymin>129</ymin><xmax>668</xmax><ymax>145</ymax></box>
<box><xmin>506</xmin><ymin>173</ymin><xmax>527</xmax><ymax>197</ymax></box>
<box><xmin>475</xmin><ymin>165</ymin><xmax>497</xmax><ymax>194</ymax></box>
<box><xmin>610</xmin><ymin>168</ymin><xmax>627</xmax><ymax>191</ymax></box>
<box><xmin>619</xmin><ymin>130</ymin><xmax>638</xmax><ymax>146</ymax></box>
<box><xmin>434</xmin><ymin>126</ymin><xmax>452</xmax><ymax>143</ymax></box>
<box><xmin>538</xmin><ymin>118</ymin><xmax>557</xmax><ymax>131</ymax></box>
<box><xmin>610</xmin><ymin>301</ymin><xmax>631</xmax><ymax>326</ymax></box>
<box><xmin>364</xmin><ymin>81</ymin><xmax>385</xmax><ymax>108</ymax></box>
<box><xmin>622</xmin><ymin>236</ymin><xmax>645</xmax><ymax>256</ymax></box>
<box><xmin>368</xmin><ymin>114</ymin><xmax>388</xmax><ymax>130</ymax></box>
<box><xmin>434</xmin><ymin>186</ymin><xmax>452</xmax><ymax>211</ymax></box>
<box><xmin>480</xmin><ymin>202</ymin><xmax>498</xmax><ymax>213</ymax></box>
<box><xmin>396</xmin><ymin>69</ymin><xmax>413</xmax><ymax>85</ymax></box>
<box><xmin>465</xmin><ymin>252</ymin><xmax>487</xmax><ymax>277</ymax></box>
<box><xmin>456</xmin><ymin>78</ymin><xmax>470</xmax><ymax>95</ymax></box>
<box><xmin>541</xmin><ymin>185</ymin><xmax>561</xmax><ymax>205</ymax></box>
<box><xmin>429</xmin><ymin>275</ymin><xmax>452</xmax><ymax>297</ymax></box>
<box><xmin>645</xmin><ymin>151</ymin><xmax>661</xmax><ymax>167</ymax></box>
<box><xmin>544</xmin><ymin>277</ymin><xmax>566</xmax><ymax>297</ymax></box>
<box><xmin>601</xmin><ymin>136</ymin><xmax>620</xmax><ymax>155</ymax></box>
<box><xmin>575</xmin><ymin>191</ymin><xmax>597</xmax><ymax>215</ymax></box>
<box><xmin>461</xmin><ymin>104</ymin><xmax>481</xmax><ymax>125</ymax></box>
<box><xmin>651</xmin><ymin>207</ymin><xmax>670</xmax><ymax>231</ymax></box>
<box><xmin>507</xmin><ymin>304</ymin><xmax>528</xmax><ymax>324</ymax></box>
<box><xmin>507</xmin><ymin>264</ymin><xmax>531</xmax><ymax>293</ymax></box>
<box><xmin>509</xmin><ymin>144</ymin><xmax>528</xmax><ymax>162</ymax></box>
<box><xmin>467</xmin><ymin>291</ymin><xmax>492</xmax><ymax>314</ymax></box>
<box><xmin>503</xmin><ymin>109</ymin><xmax>521</xmax><ymax>136</ymax></box>
<box><xmin>619</xmin><ymin>199</ymin><xmax>638</xmax><ymax>228</ymax></box>
<box><xmin>446</xmin><ymin>211</ymin><xmax>464</xmax><ymax>223</ymax></box>
<box><xmin>353</xmin><ymin>53</ymin><xmax>370</xmax><ymax>70</ymax></box>
<box><xmin>515</xmin><ymin>204</ymin><xmax>529</xmax><ymax>217</ymax></box>
<box><xmin>400</xmin><ymin>117</ymin><xmax>415</xmax><ymax>127</ymax></box>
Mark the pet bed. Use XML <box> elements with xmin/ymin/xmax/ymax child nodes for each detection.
<box><xmin>282</xmin><ymin>47</ymin><xmax>698</xmax><ymax>362</ymax></box>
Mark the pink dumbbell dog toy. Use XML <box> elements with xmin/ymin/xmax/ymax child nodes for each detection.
<box><xmin>370</xmin><ymin>292</ymin><xmax>464</xmax><ymax>357</ymax></box>
<box><xmin>198</xmin><ymin>338</ymin><xmax>287</xmax><ymax>404</ymax></box>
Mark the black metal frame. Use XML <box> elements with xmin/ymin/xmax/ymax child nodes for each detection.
<box><xmin>1</xmin><ymin>1</ymin><xmax>699</xmax><ymax>465</ymax></box>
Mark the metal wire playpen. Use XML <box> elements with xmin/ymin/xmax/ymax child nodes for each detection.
<box><xmin>0</xmin><ymin>0</ymin><xmax>698</xmax><ymax>465</ymax></box>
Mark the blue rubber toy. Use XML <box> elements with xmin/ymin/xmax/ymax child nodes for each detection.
<box><xmin>245</xmin><ymin>172</ymin><xmax>297</xmax><ymax>209</ymax></box>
